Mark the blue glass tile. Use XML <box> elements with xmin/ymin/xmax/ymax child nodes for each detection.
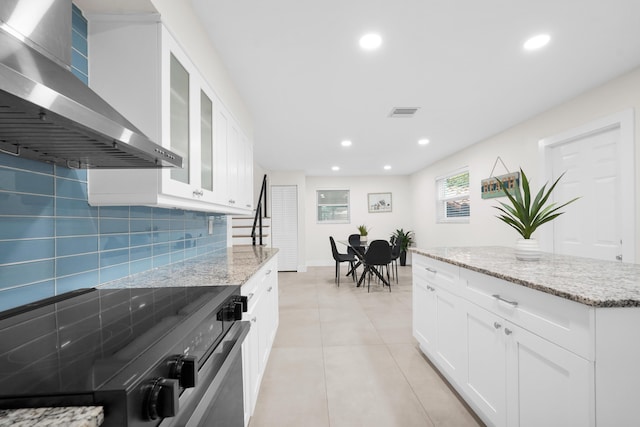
<box><xmin>0</xmin><ymin>260</ymin><xmax>54</xmax><ymax>289</ymax></box>
<box><xmin>184</xmin><ymin>247</ymin><xmax>198</xmax><ymax>260</ymax></box>
<box><xmin>153</xmin><ymin>242</ymin><xmax>171</xmax><ymax>256</ymax></box>
<box><xmin>72</xmin><ymin>5</ymin><xmax>88</xmax><ymax>35</ymax></box>
<box><xmin>0</xmin><ymin>217</ymin><xmax>54</xmax><ymax>239</ymax></box>
<box><xmin>0</xmin><ymin>168</ymin><xmax>54</xmax><ymax>195</ymax></box>
<box><xmin>130</xmin><ymin>206</ymin><xmax>152</xmax><ymax>218</ymax></box>
<box><xmin>130</xmin><ymin>245</ymin><xmax>152</xmax><ymax>261</ymax></box>
<box><xmin>100</xmin><ymin>218</ymin><xmax>129</xmax><ymax>234</ymax></box>
<box><xmin>0</xmin><ymin>239</ymin><xmax>54</xmax><ymax>264</ymax></box>
<box><xmin>170</xmin><ymin>219</ymin><xmax>185</xmax><ymax>231</ymax></box>
<box><xmin>100</xmin><ymin>264</ymin><xmax>130</xmax><ymax>284</ymax></box>
<box><xmin>0</xmin><ymin>193</ymin><xmax>54</xmax><ymax>216</ymax></box>
<box><xmin>130</xmin><ymin>220</ymin><xmax>152</xmax><ymax>233</ymax></box>
<box><xmin>100</xmin><ymin>249</ymin><xmax>129</xmax><ymax>268</ymax></box>
<box><xmin>153</xmin><ymin>208</ymin><xmax>172</xmax><ymax>220</ymax></box>
<box><xmin>56</xmin><ymin>198</ymin><xmax>97</xmax><ymax>218</ymax></box>
<box><xmin>55</xmin><ymin>166</ymin><xmax>86</xmax><ymax>182</ymax></box>
<box><xmin>71</xmin><ymin>30</ymin><xmax>88</xmax><ymax>56</ymax></box>
<box><xmin>171</xmin><ymin>240</ymin><xmax>185</xmax><ymax>251</ymax></box>
<box><xmin>99</xmin><ymin>234</ymin><xmax>129</xmax><ymax>251</ymax></box>
<box><xmin>56</xmin><ymin>218</ymin><xmax>98</xmax><ymax>236</ymax></box>
<box><xmin>0</xmin><ymin>154</ymin><xmax>54</xmax><ymax>174</ymax></box>
<box><xmin>56</xmin><ymin>271</ymin><xmax>98</xmax><ymax>294</ymax></box>
<box><xmin>99</xmin><ymin>206</ymin><xmax>129</xmax><ymax>218</ymax></box>
<box><xmin>170</xmin><ymin>251</ymin><xmax>184</xmax><ymax>263</ymax></box>
<box><xmin>170</xmin><ymin>210</ymin><xmax>185</xmax><ymax>220</ymax></box>
<box><xmin>56</xmin><ymin>253</ymin><xmax>98</xmax><ymax>277</ymax></box>
<box><xmin>152</xmin><ymin>253</ymin><xmax>171</xmax><ymax>267</ymax></box>
<box><xmin>130</xmin><ymin>232</ymin><xmax>152</xmax><ymax>247</ymax></box>
<box><xmin>152</xmin><ymin>220</ymin><xmax>171</xmax><ymax>232</ymax></box>
<box><xmin>71</xmin><ymin>68</ymin><xmax>89</xmax><ymax>85</ymax></box>
<box><xmin>153</xmin><ymin>231</ymin><xmax>172</xmax><ymax>244</ymax></box>
<box><xmin>0</xmin><ymin>281</ymin><xmax>55</xmax><ymax>312</ymax></box>
<box><xmin>71</xmin><ymin>48</ymin><xmax>88</xmax><ymax>72</ymax></box>
<box><xmin>57</xmin><ymin>236</ymin><xmax>98</xmax><ymax>256</ymax></box>
<box><xmin>130</xmin><ymin>258</ymin><xmax>152</xmax><ymax>275</ymax></box>
<box><xmin>56</xmin><ymin>178</ymin><xmax>87</xmax><ymax>200</ymax></box>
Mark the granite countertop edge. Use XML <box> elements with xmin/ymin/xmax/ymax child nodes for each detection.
<box><xmin>0</xmin><ymin>406</ymin><xmax>103</xmax><ymax>427</ymax></box>
<box><xmin>410</xmin><ymin>246</ymin><xmax>640</xmax><ymax>308</ymax></box>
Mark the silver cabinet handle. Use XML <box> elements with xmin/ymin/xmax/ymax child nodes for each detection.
<box><xmin>266</xmin><ymin>269</ymin><xmax>272</xmax><ymax>275</ymax></box>
<box><xmin>426</xmin><ymin>285</ymin><xmax>435</xmax><ymax>292</ymax></box>
<box><xmin>504</xmin><ymin>328</ymin><xmax>513</xmax><ymax>335</ymax></box>
<box><xmin>492</xmin><ymin>294</ymin><xmax>518</xmax><ymax>307</ymax></box>
<box><xmin>425</xmin><ymin>267</ymin><xmax>437</xmax><ymax>274</ymax></box>
<box><xmin>251</xmin><ymin>317</ymin><xmax>257</xmax><ymax>323</ymax></box>
<box><xmin>493</xmin><ymin>322</ymin><xmax>502</xmax><ymax>329</ymax></box>
<box><xmin>267</xmin><ymin>286</ymin><xmax>273</xmax><ymax>292</ymax></box>
<box><xmin>248</xmin><ymin>292</ymin><xmax>254</xmax><ymax>300</ymax></box>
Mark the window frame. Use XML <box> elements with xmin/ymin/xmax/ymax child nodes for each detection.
<box><xmin>316</xmin><ymin>189</ymin><xmax>350</xmax><ymax>224</ymax></box>
<box><xmin>436</xmin><ymin>167</ymin><xmax>470</xmax><ymax>223</ymax></box>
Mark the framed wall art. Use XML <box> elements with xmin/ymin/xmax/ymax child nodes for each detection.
<box><xmin>368</xmin><ymin>192</ymin><xmax>392</xmax><ymax>213</ymax></box>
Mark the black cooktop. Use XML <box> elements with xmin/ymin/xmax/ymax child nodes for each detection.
<box><xmin>0</xmin><ymin>286</ymin><xmax>235</xmax><ymax>399</ymax></box>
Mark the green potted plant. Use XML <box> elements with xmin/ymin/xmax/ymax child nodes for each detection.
<box><xmin>494</xmin><ymin>168</ymin><xmax>579</xmax><ymax>260</ymax></box>
<box><xmin>357</xmin><ymin>224</ymin><xmax>369</xmax><ymax>242</ymax></box>
<box><xmin>391</xmin><ymin>228</ymin><xmax>414</xmax><ymax>266</ymax></box>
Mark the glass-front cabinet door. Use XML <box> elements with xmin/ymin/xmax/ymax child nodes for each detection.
<box><xmin>169</xmin><ymin>53</ymin><xmax>190</xmax><ymax>185</ymax></box>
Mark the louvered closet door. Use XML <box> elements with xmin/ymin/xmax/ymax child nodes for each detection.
<box><xmin>271</xmin><ymin>185</ymin><xmax>298</xmax><ymax>271</ymax></box>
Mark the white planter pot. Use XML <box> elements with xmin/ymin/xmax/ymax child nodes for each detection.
<box><xmin>360</xmin><ymin>235</ymin><xmax>367</xmax><ymax>243</ymax></box>
<box><xmin>515</xmin><ymin>238</ymin><xmax>540</xmax><ymax>261</ymax></box>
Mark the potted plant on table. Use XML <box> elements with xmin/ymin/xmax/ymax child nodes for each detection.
<box><xmin>357</xmin><ymin>224</ymin><xmax>369</xmax><ymax>243</ymax></box>
<box><xmin>494</xmin><ymin>168</ymin><xmax>579</xmax><ymax>261</ymax></box>
<box><xmin>391</xmin><ymin>228</ymin><xmax>414</xmax><ymax>266</ymax></box>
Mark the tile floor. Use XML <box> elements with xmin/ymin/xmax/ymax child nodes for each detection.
<box><xmin>248</xmin><ymin>265</ymin><xmax>485</xmax><ymax>427</ymax></box>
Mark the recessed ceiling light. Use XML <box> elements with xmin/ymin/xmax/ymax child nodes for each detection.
<box><xmin>418</xmin><ymin>139</ymin><xmax>430</xmax><ymax>145</ymax></box>
<box><xmin>383</xmin><ymin>165</ymin><xmax>391</xmax><ymax>170</ymax></box>
<box><xmin>523</xmin><ymin>34</ymin><xmax>551</xmax><ymax>51</ymax></box>
<box><xmin>341</xmin><ymin>140</ymin><xmax>352</xmax><ymax>147</ymax></box>
<box><xmin>332</xmin><ymin>166</ymin><xmax>340</xmax><ymax>171</ymax></box>
<box><xmin>359</xmin><ymin>33</ymin><xmax>382</xmax><ymax>50</ymax></box>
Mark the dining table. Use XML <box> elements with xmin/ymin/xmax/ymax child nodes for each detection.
<box><xmin>338</xmin><ymin>240</ymin><xmax>391</xmax><ymax>288</ymax></box>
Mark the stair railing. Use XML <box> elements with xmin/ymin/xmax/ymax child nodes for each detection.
<box><xmin>251</xmin><ymin>174</ymin><xmax>268</xmax><ymax>245</ymax></box>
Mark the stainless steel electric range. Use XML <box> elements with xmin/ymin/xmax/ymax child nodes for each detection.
<box><xmin>0</xmin><ymin>285</ymin><xmax>249</xmax><ymax>426</ymax></box>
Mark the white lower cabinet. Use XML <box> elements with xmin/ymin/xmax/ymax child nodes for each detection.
<box><xmin>241</xmin><ymin>257</ymin><xmax>278</xmax><ymax>426</ymax></box>
<box><xmin>412</xmin><ymin>253</ymin><xmax>596</xmax><ymax>427</ymax></box>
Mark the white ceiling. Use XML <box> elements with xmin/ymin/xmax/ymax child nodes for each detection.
<box><xmin>190</xmin><ymin>0</ymin><xmax>640</xmax><ymax>176</ymax></box>
<box><xmin>78</xmin><ymin>0</ymin><xmax>640</xmax><ymax>176</ymax></box>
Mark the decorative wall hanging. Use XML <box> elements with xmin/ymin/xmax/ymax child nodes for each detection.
<box><xmin>481</xmin><ymin>157</ymin><xmax>520</xmax><ymax>199</ymax></box>
<box><xmin>368</xmin><ymin>192</ymin><xmax>392</xmax><ymax>212</ymax></box>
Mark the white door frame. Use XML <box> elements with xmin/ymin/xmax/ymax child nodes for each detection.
<box><xmin>538</xmin><ymin>109</ymin><xmax>635</xmax><ymax>261</ymax></box>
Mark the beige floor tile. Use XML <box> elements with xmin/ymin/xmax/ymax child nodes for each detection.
<box><xmin>249</xmin><ymin>266</ymin><xmax>482</xmax><ymax>427</ymax></box>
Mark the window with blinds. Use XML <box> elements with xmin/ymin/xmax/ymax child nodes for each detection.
<box><xmin>317</xmin><ymin>190</ymin><xmax>350</xmax><ymax>223</ymax></box>
<box><xmin>436</xmin><ymin>169</ymin><xmax>470</xmax><ymax>223</ymax></box>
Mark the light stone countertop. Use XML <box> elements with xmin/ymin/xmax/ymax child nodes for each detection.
<box><xmin>99</xmin><ymin>245</ymin><xmax>279</xmax><ymax>289</ymax></box>
<box><xmin>410</xmin><ymin>246</ymin><xmax>640</xmax><ymax>307</ymax></box>
<box><xmin>0</xmin><ymin>407</ymin><xmax>103</xmax><ymax>427</ymax></box>
<box><xmin>3</xmin><ymin>245</ymin><xmax>278</xmax><ymax>427</ymax></box>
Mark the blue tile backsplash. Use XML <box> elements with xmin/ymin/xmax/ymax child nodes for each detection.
<box><xmin>0</xmin><ymin>153</ymin><xmax>227</xmax><ymax>312</ymax></box>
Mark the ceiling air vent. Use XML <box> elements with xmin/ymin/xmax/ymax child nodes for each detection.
<box><xmin>388</xmin><ymin>107</ymin><xmax>420</xmax><ymax>118</ymax></box>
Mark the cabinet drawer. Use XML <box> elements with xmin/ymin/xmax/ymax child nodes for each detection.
<box><xmin>412</xmin><ymin>254</ymin><xmax>461</xmax><ymax>295</ymax></box>
<box><xmin>241</xmin><ymin>259</ymin><xmax>276</xmax><ymax>313</ymax></box>
<box><xmin>460</xmin><ymin>268</ymin><xmax>595</xmax><ymax>360</ymax></box>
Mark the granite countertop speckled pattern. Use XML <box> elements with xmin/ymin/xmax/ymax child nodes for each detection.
<box><xmin>99</xmin><ymin>245</ymin><xmax>278</xmax><ymax>289</ymax></box>
<box><xmin>410</xmin><ymin>246</ymin><xmax>640</xmax><ymax>307</ymax></box>
<box><xmin>0</xmin><ymin>407</ymin><xmax>103</xmax><ymax>427</ymax></box>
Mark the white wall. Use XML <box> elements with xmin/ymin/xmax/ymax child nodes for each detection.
<box><xmin>306</xmin><ymin>175</ymin><xmax>412</xmax><ymax>266</ymax></box>
<box><xmin>410</xmin><ymin>66</ymin><xmax>640</xmax><ymax>262</ymax></box>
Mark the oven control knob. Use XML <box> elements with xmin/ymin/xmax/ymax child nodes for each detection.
<box><xmin>217</xmin><ymin>303</ymin><xmax>243</xmax><ymax>321</ymax></box>
<box><xmin>169</xmin><ymin>355</ymin><xmax>198</xmax><ymax>388</ymax></box>
<box><xmin>144</xmin><ymin>377</ymin><xmax>179</xmax><ymax>420</ymax></box>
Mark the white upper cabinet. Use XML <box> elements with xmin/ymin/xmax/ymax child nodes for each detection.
<box><xmin>87</xmin><ymin>16</ymin><xmax>253</xmax><ymax>214</ymax></box>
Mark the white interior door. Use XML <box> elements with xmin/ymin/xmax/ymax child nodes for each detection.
<box><xmin>271</xmin><ymin>185</ymin><xmax>298</xmax><ymax>271</ymax></box>
<box><xmin>540</xmin><ymin>110</ymin><xmax>635</xmax><ymax>262</ymax></box>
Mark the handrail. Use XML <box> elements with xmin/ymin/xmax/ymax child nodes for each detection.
<box><xmin>251</xmin><ymin>174</ymin><xmax>268</xmax><ymax>245</ymax></box>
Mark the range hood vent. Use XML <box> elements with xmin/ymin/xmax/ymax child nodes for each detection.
<box><xmin>388</xmin><ymin>107</ymin><xmax>420</xmax><ymax>118</ymax></box>
<box><xmin>0</xmin><ymin>0</ymin><xmax>181</xmax><ymax>169</ymax></box>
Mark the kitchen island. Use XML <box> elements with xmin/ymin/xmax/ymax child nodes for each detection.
<box><xmin>411</xmin><ymin>246</ymin><xmax>640</xmax><ymax>427</ymax></box>
<box><xmin>0</xmin><ymin>246</ymin><xmax>278</xmax><ymax>427</ymax></box>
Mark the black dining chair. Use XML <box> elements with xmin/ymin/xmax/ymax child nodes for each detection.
<box><xmin>346</xmin><ymin>233</ymin><xmax>365</xmax><ymax>278</ymax></box>
<box><xmin>389</xmin><ymin>236</ymin><xmax>401</xmax><ymax>283</ymax></box>
<box><xmin>329</xmin><ymin>236</ymin><xmax>358</xmax><ymax>286</ymax></box>
<box><xmin>360</xmin><ymin>239</ymin><xmax>392</xmax><ymax>292</ymax></box>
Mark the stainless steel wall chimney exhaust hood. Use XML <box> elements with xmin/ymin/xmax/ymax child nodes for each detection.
<box><xmin>0</xmin><ymin>0</ymin><xmax>182</xmax><ymax>169</ymax></box>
